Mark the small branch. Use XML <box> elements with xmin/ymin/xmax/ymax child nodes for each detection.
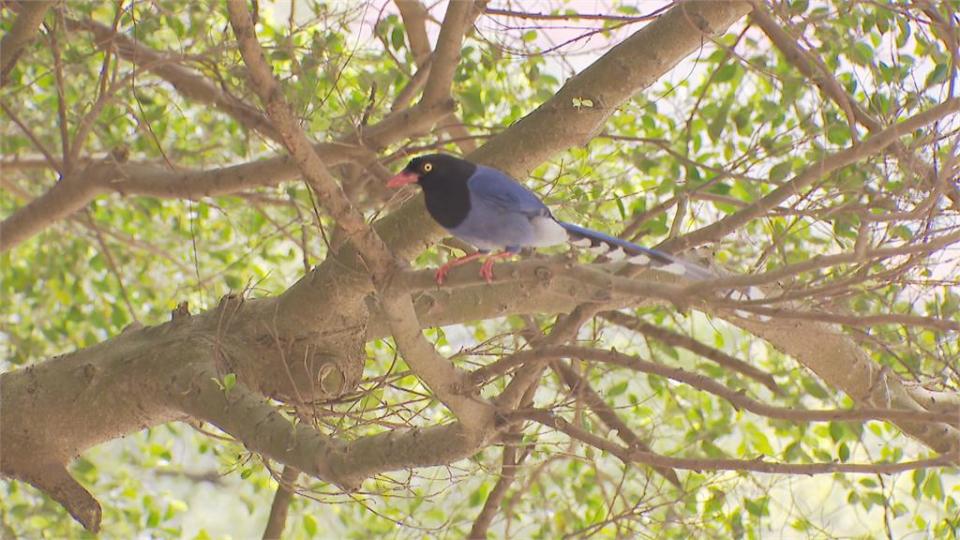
<box><xmin>467</xmin><ymin>429</ymin><xmax>529</xmax><ymax>539</ymax></box>
<box><xmin>226</xmin><ymin>0</ymin><xmax>392</xmax><ymax>275</ymax></box>
<box><xmin>482</xmin><ymin>7</ymin><xmax>663</xmax><ymax>22</ymax></box>
<box><xmin>718</xmin><ymin>304</ymin><xmax>960</xmax><ymax>334</ymax></box>
<box><xmin>262</xmin><ymin>466</ymin><xmax>300</xmax><ymax>540</ymax></box>
<box><xmin>683</xmin><ymin>226</ymin><xmax>960</xmax><ymax>299</ymax></box>
<box><xmin>67</xmin><ymin>17</ymin><xmax>280</xmax><ymax>140</ymax></box>
<box><xmin>600</xmin><ymin>311</ymin><xmax>782</xmax><ymax>394</ymax></box>
<box><xmin>666</xmin><ymin>97</ymin><xmax>960</xmax><ymax>251</ymax></box>
<box><xmin>525</xmin><ymin>409</ymin><xmax>957</xmax><ymax>475</ymax></box>
<box><xmin>21</xmin><ymin>463</ymin><xmax>102</xmax><ymax>532</ymax></box>
<box><xmin>486</xmin><ymin>346</ymin><xmax>953</xmax><ymax>426</ymax></box>
<box><xmin>750</xmin><ymin>4</ymin><xmax>960</xmax><ymax>207</ymax></box>
<box><xmin>494</xmin><ymin>304</ymin><xmax>599</xmax><ymax>410</ymax></box>
<box><xmin>0</xmin><ymin>99</ymin><xmax>62</xmax><ymax>172</ymax></box>
<box><xmin>45</xmin><ymin>16</ymin><xmax>71</xmax><ymax>173</ymax></box>
<box><xmin>552</xmin><ymin>360</ymin><xmax>682</xmax><ymax>487</ymax></box>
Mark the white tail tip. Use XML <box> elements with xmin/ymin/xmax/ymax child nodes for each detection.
<box><xmin>570</xmin><ymin>238</ymin><xmax>592</xmax><ymax>247</ymax></box>
<box><xmin>660</xmin><ymin>263</ymin><xmax>686</xmax><ymax>276</ymax></box>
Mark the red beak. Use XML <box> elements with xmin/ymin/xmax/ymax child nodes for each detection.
<box><xmin>386</xmin><ymin>171</ymin><xmax>419</xmax><ymax>188</ymax></box>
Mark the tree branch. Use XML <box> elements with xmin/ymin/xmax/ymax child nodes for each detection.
<box><xmin>525</xmin><ymin>410</ymin><xmax>957</xmax><ymax>475</ymax></box>
<box><xmin>378</xmin><ymin>287</ymin><xmax>498</xmax><ymax>433</ymax></box>
<box><xmin>419</xmin><ymin>0</ymin><xmax>474</xmax><ymax>107</ymax></box>
<box><xmin>552</xmin><ymin>360</ymin><xmax>682</xmax><ymax>487</ymax></box>
<box><xmin>261</xmin><ymin>466</ymin><xmax>299</xmax><ymax>540</ymax></box>
<box><xmin>600</xmin><ymin>310</ymin><xmax>782</xmax><ymax>394</ymax></box>
<box><xmin>226</xmin><ymin>0</ymin><xmax>392</xmax><ymax>273</ymax></box>
<box><xmin>395</xmin><ymin>0</ymin><xmax>431</xmax><ymax>66</ymax></box>
<box><xmin>750</xmin><ymin>4</ymin><xmax>960</xmax><ymax>207</ymax></box>
<box><xmin>665</xmin><ymin>97</ymin><xmax>960</xmax><ymax>252</ymax></box>
<box><xmin>65</xmin><ymin>17</ymin><xmax>279</xmax><ymax>140</ymax></box>
<box><xmin>467</xmin><ymin>430</ymin><xmax>529</xmax><ymax>539</ymax></box>
<box><xmin>0</xmin><ymin>0</ymin><xmax>55</xmax><ymax>84</ymax></box>
<box><xmin>0</xmin><ymin>161</ymin><xmax>112</xmax><ymax>252</ymax></box>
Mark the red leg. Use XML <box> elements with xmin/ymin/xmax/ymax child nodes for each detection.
<box><xmin>479</xmin><ymin>251</ymin><xmax>515</xmax><ymax>283</ymax></box>
<box><xmin>435</xmin><ymin>251</ymin><xmax>485</xmax><ymax>284</ymax></box>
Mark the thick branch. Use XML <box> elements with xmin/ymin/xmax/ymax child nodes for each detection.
<box><xmin>0</xmin><ymin>162</ymin><xmax>111</xmax><ymax>251</ymax></box>
<box><xmin>419</xmin><ymin>0</ymin><xmax>473</xmax><ymax>106</ymax></box>
<box><xmin>176</xmin><ymin>363</ymin><xmax>354</xmax><ymax>488</ymax></box>
<box><xmin>379</xmin><ymin>287</ymin><xmax>497</xmax><ymax>433</ymax></box>
<box><xmin>395</xmin><ymin>0</ymin><xmax>431</xmax><ymax>65</ymax></box>
<box><xmin>0</xmin><ymin>1</ymin><xmax>55</xmax><ymax>84</ymax></box>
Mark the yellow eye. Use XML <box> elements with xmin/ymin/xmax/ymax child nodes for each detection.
<box><xmin>423</xmin><ymin>163</ymin><xmax>433</xmax><ymax>172</ymax></box>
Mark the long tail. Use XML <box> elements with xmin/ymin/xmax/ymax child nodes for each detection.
<box><xmin>558</xmin><ymin>221</ymin><xmax>715</xmax><ymax>281</ymax></box>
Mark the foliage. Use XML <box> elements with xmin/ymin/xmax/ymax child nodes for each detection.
<box><xmin>1</xmin><ymin>0</ymin><xmax>958</xmax><ymax>538</ymax></box>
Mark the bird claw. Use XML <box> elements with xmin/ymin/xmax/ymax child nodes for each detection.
<box><xmin>434</xmin><ymin>265</ymin><xmax>451</xmax><ymax>285</ymax></box>
<box><xmin>479</xmin><ymin>259</ymin><xmax>497</xmax><ymax>283</ymax></box>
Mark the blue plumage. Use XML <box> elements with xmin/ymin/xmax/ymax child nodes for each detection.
<box><xmin>451</xmin><ymin>166</ymin><xmax>566</xmax><ymax>252</ymax></box>
<box><xmin>387</xmin><ymin>154</ymin><xmax>714</xmax><ymax>283</ymax></box>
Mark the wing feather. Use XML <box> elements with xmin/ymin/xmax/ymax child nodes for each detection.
<box><xmin>466</xmin><ymin>166</ymin><xmax>551</xmax><ymax>218</ymax></box>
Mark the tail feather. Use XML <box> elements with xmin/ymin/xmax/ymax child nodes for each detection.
<box><xmin>558</xmin><ymin>221</ymin><xmax>715</xmax><ymax>281</ymax></box>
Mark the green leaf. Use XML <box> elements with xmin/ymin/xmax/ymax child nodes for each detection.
<box><xmin>838</xmin><ymin>442</ymin><xmax>850</xmax><ymax>462</ymax></box>
<box><xmin>714</xmin><ymin>63</ymin><xmax>739</xmax><ymax>83</ymax></box>
<box><xmin>745</xmin><ymin>423</ymin><xmax>775</xmax><ymax>455</ymax></box>
<box><xmin>223</xmin><ymin>373</ymin><xmax>237</xmax><ymax>393</ymax></box>
<box><xmin>769</xmin><ymin>161</ymin><xmax>792</xmax><ymax>183</ymax></box>
<box><xmin>744</xmin><ymin>496</ymin><xmax>770</xmax><ymax>517</ymax></box>
<box><xmin>828</xmin><ymin>422</ymin><xmax>845</xmax><ymax>443</ymax></box>
<box><xmin>303</xmin><ymin>514</ymin><xmax>318</xmax><ymax>535</ymax></box>
<box><xmin>848</xmin><ymin>42</ymin><xmax>874</xmax><ymax>65</ymax></box>
<box><xmin>926</xmin><ymin>63</ymin><xmax>948</xmax><ymax>87</ymax></box>
<box><xmin>707</xmin><ymin>92</ymin><xmax>736</xmax><ymax>142</ymax></box>
<box><xmin>390</xmin><ymin>26</ymin><xmax>405</xmax><ymax>51</ymax></box>
<box><xmin>827</xmin><ymin>123</ymin><xmax>850</xmax><ymax>145</ymax></box>
<box><xmin>607</xmin><ymin>381</ymin><xmax>629</xmax><ymax>397</ymax></box>
<box><xmin>923</xmin><ymin>473</ymin><xmax>944</xmax><ymax>500</ymax></box>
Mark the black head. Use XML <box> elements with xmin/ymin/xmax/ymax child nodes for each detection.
<box><xmin>386</xmin><ymin>153</ymin><xmax>476</xmax><ymax>190</ymax></box>
<box><xmin>386</xmin><ymin>154</ymin><xmax>477</xmax><ymax>228</ymax></box>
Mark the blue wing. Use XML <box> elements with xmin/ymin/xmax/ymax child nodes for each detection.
<box><xmin>446</xmin><ymin>165</ymin><xmax>566</xmax><ymax>251</ymax></box>
<box><xmin>466</xmin><ymin>166</ymin><xmax>551</xmax><ymax>218</ymax></box>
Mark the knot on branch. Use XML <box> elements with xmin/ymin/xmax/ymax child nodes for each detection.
<box><xmin>246</xmin><ymin>326</ymin><xmax>366</xmax><ymax>405</ymax></box>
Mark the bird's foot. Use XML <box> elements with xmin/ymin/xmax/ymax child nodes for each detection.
<box><xmin>434</xmin><ymin>264</ymin><xmax>453</xmax><ymax>285</ymax></box>
<box><xmin>479</xmin><ymin>258</ymin><xmax>497</xmax><ymax>283</ymax></box>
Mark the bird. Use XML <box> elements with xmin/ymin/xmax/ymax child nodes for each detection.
<box><xmin>387</xmin><ymin>153</ymin><xmax>715</xmax><ymax>284</ymax></box>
